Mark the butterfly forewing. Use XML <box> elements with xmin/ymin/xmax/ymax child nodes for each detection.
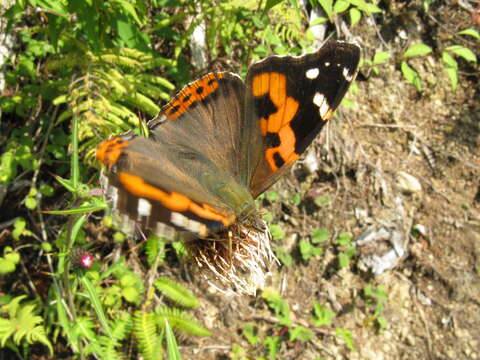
<box><xmin>243</xmin><ymin>41</ymin><xmax>361</xmax><ymax>197</ymax></box>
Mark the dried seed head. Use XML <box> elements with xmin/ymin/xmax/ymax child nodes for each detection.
<box><xmin>184</xmin><ymin>213</ymin><xmax>276</xmax><ymax>295</ymax></box>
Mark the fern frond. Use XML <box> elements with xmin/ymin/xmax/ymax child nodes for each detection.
<box><xmin>145</xmin><ymin>236</ymin><xmax>166</xmax><ymax>266</ymax></box>
<box><xmin>156</xmin><ymin>306</ymin><xmax>211</xmax><ymax>337</ymax></box>
<box><xmin>0</xmin><ymin>296</ymin><xmax>53</xmax><ymax>354</ymax></box>
<box><xmin>155</xmin><ymin>277</ymin><xmax>199</xmax><ymax>308</ymax></box>
<box><xmin>124</xmin><ymin>92</ymin><xmax>160</xmax><ymax>116</ymax></box>
<box><xmin>96</xmin><ymin>317</ymin><xmax>132</xmax><ymax>360</ymax></box>
<box><xmin>49</xmin><ymin>44</ymin><xmax>176</xmax><ymax>165</ymax></box>
<box><xmin>133</xmin><ymin>310</ymin><xmax>163</xmax><ymax>360</ymax></box>
<box><xmin>99</xmin><ymin>54</ymin><xmax>143</xmax><ymax>69</ymax></box>
<box><xmin>138</xmin><ymin>74</ymin><xmax>175</xmax><ymax>91</ymax></box>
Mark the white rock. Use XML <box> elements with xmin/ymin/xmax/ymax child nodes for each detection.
<box><xmin>396</xmin><ymin>171</ymin><xmax>422</xmax><ymax>193</ymax></box>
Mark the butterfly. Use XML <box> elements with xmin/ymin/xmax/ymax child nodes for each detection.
<box><xmin>96</xmin><ymin>41</ymin><xmax>360</xmax><ymax>239</ymax></box>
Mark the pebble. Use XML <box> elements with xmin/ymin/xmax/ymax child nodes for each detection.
<box><xmin>396</xmin><ymin>171</ymin><xmax>422</xmax><ymax>193</ymax></box>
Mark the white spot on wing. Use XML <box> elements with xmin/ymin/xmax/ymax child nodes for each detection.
<box><xmin>319</xmin><ymin>101</ymin><xmax>330</xmax><ymax>119</ymax></box>
<box><xmin>120</xmin><ymin>214</ymin><xmax>136</xmax><ymax>236</ymax></box>
<box><xmin>313</xmin><ymin>92</ymin><xmax>331</xmax><ymax>119</ymax></box>
<box><xmin>109</xmin><ymin>186</ymin><xmax>118</xmax><ymax>206</ymax></box>
<box><xmin>171</xmin><ymin>212</ymin><xmax>204</xmax><ymax>234</ymax></box>
<box><xmin>325</xmin><ymin>62</ymin><xmax>330</xmax><ymax>67</ymax></box>
<box><xmin>137</xmin><ymin>198</ymin><xmax>151</xmax><ymax>217</ymax></box>
<box><xmin>305</xmin><ymin>68</ymin><xmax>319</xmax><ymax>79</ymax></box>
<box><xmin>343</xmin><ymin>67</ymin><xmax>354</xmax><ymax>81</ymax></box>
<box><xmin>155</xmin><ymin>222</ymin><xmax>176</xmax><ymax>239</ymax></box>
<box><xmin>313</xmin><ymin>92</ymin><xmax>325</xmax><ymax>107</ymax></box>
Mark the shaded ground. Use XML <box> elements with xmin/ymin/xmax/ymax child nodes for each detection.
<box><xmin>173</xmin><ymin>2</ymin><xmax>480</xmax><ymax>359</ymax></box>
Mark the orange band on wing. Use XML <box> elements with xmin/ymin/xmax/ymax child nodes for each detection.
<box><xmin>118</xmin><ymin>172</ymin><xmax>233</xmax><ymax>226</ymax></box>
<box><xmin>252</xmin><ymin>72</ymin><xmax>300</xmax><ymax>171</ymax></box>
<box><xmin>96</xmin><ymin>137</ymin><xmax>130</xmax><ymax>168</ymax></box>
<box><xmin>163</xmin><ymin>72</ymin><xmax>226</xmax><ymax>120</ymax></box>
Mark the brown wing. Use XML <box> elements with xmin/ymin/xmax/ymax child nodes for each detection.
<box><xmin>97</xmin><ymin>73</ymin><xmax>255</xmax><ymax>238</ymax></box>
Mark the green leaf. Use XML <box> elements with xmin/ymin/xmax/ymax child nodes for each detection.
<box><xmin>457</xmin><ymin>28</ymin><xmax>480</xmax><ymax>40</ymax></box>
<box><xmin>373</xmin><ymin>51</ymin><xmax>391</xmax><ymax>65</ymax></box>
<box><xmin>401</xmin><ymin>61</ymin><xmax>422</xmax><ymax>91</ymax></box>
<box><xmin>338</xmin><ymin>252</ymin><xmax>350</xmax><ymax>268</ymax></box>
<box><xmin>262</xmin><ymin>290</ymin><xmax>291</xmax><ymax>326</ymax></box>
<box><xmin>0</xmin><ymin>151</ymin><xmax>16</xmax><ymax>183</ymax></box>
<box><xmin>445</xmin><ymin>68</ymin><xmax>458</xmax><ymax>91</ymax></box>
<box><xmin>290</xmin><ymin>193</ymin><xmax>301</xmax><ymax>206</ymax></box>
<box><xmin>155</xmin><ymin>277</ymin><xmax>199</xmax><ymax>308</ymax></box>
<box><xmin>333</xmin><ymin>0</ymin><xmax>350</xmax><ymax>14</ymax></box>
<box><xmin>403</xmin><ymin>43</ymin><xmax>432</xmax><ymax>58</ymax></box>
<box><xmin>39</xmin><ymin>184</ymin><xmax>54</xmax><ymax>196</ymax></box>
<box><xmin>442</xmin><ymin>51</ymin><xmax>458</xmax><ymax>90</ymax></box>
<box><xmin>0</xmin><ymin>295</ymin><xmax>53</xmax><ymax>353</ymax></box>
<box><xmin>45</xmin><ymin>204</ymin><xmax>107</xmax><ymax>215</ymax></box>
<box><xmin>133</xmin><ymin>311</ymin><xmax>162</xmax><ymax>359</ymax></box>
<box><xmin>310</xmin><ymin>17</ymin><xmax>328</xmax><ymax>26</ymax></box>
<box><xmin>265</xmin><ymin>0</ymin><xmax>285</xmax><ymax>11</ymax></box>
<box><xmin>335</xmin><ymin>232</ymin><xmax>352</xmax><ymax>246</ymax></box>
<box><xmin>363</xmin><ymin>3</ymin><xmax>382</xmax><ymax>13</ymax></box>
<box><xmin>0</xmin><ymin>258</ymin><xmax>16</xmax><ymax>274</ymax></box>
<box><xmin>242</xmin><ymin>324</ymin><xmax>260</xmax><ymax>345</ymax></box>
<box><xmin>265</xmin><ymin>191</ymin><xmax>280</xmax><ymax>202</ymax></box>
<box><xmin>317</xmin><ymin>0</ymin><xmax>333</xmax><ymax>19</ymax></box>
<box><xmin>156</xmin><ymin>307</ymin><xmax>211</xmax><ymax>337</ymax></box>
<box><xmin>36</xmin><ymin>0</ymin><xmax>68</xmax><ymax>15</ymax></box>
<box><xmin>122</xmin><ymin>286</ymin><xmax>140</xmax><ymax>303</ymax></box>
<box><xmin>299</xmin><ymin>239</ymin><xmax>323</xmax><ymax>261</ymax></box>
<box><xmin>289</xmin><ymin>326</ymin><xmax>314</xmax><ymax>342</ymax></box>
<box><xmin>311</xmin><ymin>302</ymin><xmax>336</xmax><ymax>326</ymax></box>
<box><xmin>263</xmin><ymin>211</ymin><xmax>274</xmax><ymax>222</ymax></box>
<box><xmin>120</xmin><ymin>273</ymin><xmax>138</xmax><ymax>287</ymax></box>
<box><xmin>269</xmin><ymin>224</ymin><xmax>285</xmax><ymax>240</ymax></box>
<box><xmin>25</xmin><ymin>196</ymin><xmax>37</xmax><ymax>210</ymax></box>
<box><xmin>12</xmin><ymin>217</ymin><xmax>27</xmax><ymax>241</ymax></box>
<box><xmin>336</xmin><ymin>328</ymin><xmax>355</xmax><ymax>351</ymax></box>
<box><xmin>80</xmin><ymin>275</ymin><xmax>112</xmax><ymax>337</ymax></box>
<box><xmin>275</xmin><ymin>247</ymin><xmax>293</xmax><ymax>266</ymax></box>
<box><xmin>112</xmin><ymin>0</ymin><xmax>143</xmax><ymax>25</ymax></box>
<box><xmin>264</xmin><ymin>335</ymin><xmax>280</xmax><ymax>359</ymax></box>
<box><xmin>442</xmin><ymin>51</ymin><xmax>458</xmax><ymax>68</ymax></box>
<box><xmin>311</xmin><ymin>229</ymin><xmax>330</xmax><ymax>244</ymax></box>
<box><xmin>349</xmin><ymin>7</ymin><xmax>361</xmax><ymax>26</ymax></box>
<box><xmin>314</xmin><ymin>194</ymin><xmax>331</xmax><ymax>207</ymax></box>
<box><xmin>165</xmin><ymin>320</ymin><xmax>182</xmax><ymax>360</ymax></box>
<box><xmin>446</xmin><ymin>45</ymin><xmax>477</xmax><ymax>63</ymax></box>
<box><xmin>4</xmin><ymin>251</ymin><xmax>20</xmax><ymax>265</ymax></box>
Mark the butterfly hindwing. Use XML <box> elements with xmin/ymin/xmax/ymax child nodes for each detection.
<box><xmin>97</xmin><ymin>73</ymin><xmax>255</xmax><ymax>237</ymax></box>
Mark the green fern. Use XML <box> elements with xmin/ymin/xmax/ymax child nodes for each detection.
<box><xmin>156</xmin><ymin>306</ymin><xmax>211</xmax><ymax>337</ymax></box>
<box><xmin>0</xmin><ymin>295</ymin><xmax>53</xmax><ymax>354</ymax></box>
<box><xmin>145</xmin><ymin>236</ymin><xmax>166</xmax><ymax>266</ymax></box>
<box><xmin>154</xmin><ymin>277</ymin><xmax>200</xmax><ymax>308</ymax></box>
<box><xmin>82</xmin><ymin>313</ymin><xmax>132</xmax><ymax>360</ymax></box>
<box><xmin>133</xmin><ymin>310</ymin><xmax>163</xmax><ymax>360</ymax></box>
<box><xmin>50</xmin><ymin>47</ymin><xmax>176</xmax><ymax>165</ymax></box>
<box><xmin>94</xmin><ymin>317</ymin><xmax>132</xmax><ymax>360</ymax></box>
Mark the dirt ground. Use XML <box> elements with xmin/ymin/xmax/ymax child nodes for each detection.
<box><xmin>171</xmin><ymin>3</ymin><xmax>480</xmax><ymax>360</ymax></box>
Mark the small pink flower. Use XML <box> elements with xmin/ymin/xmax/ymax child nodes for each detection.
<box><xmin>71</xmin><ymin>249</ymin><xmax>94</xmax><ymax>269</ymax></box>
<box><xmin>79</xmin><ymin>253</ymin><xmax>94</xmax><ymax>269</ymax></box>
